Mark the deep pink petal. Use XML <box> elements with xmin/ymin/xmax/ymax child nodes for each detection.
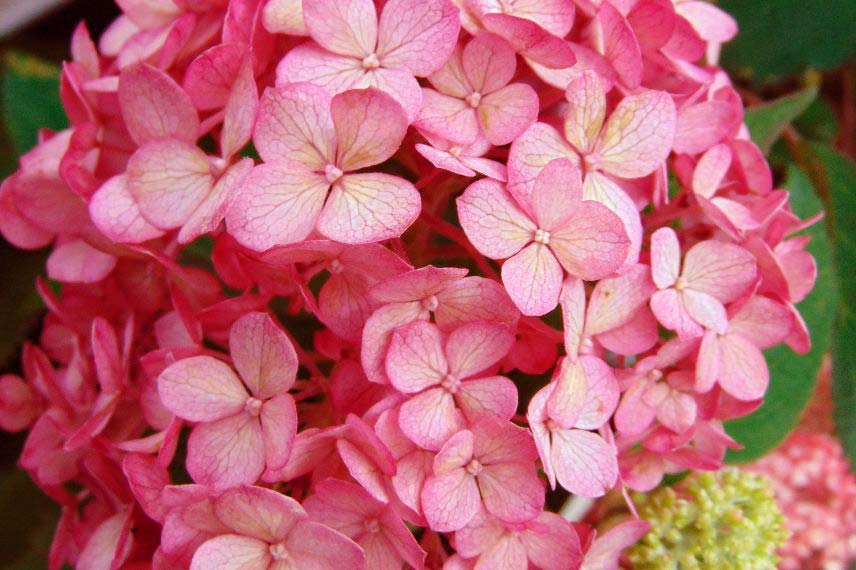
<box><xmin>118</xmin><ymin>63</ymin><xmax>199</xmax><ymax>145</ymax></box>
<box><xmin>230</xmin><ymin>312</ymin><xmax>298</xmax><ymax>398</ymax></box>
<box><xmin>303</xmin><ymin>0</ymin><xmax>378</xmax><ymax>58</ymax></box>
<box><xmin>332</xmin><ymin>88</ymin><xmax>408</xmax><ymax>170</ymax></box>
<box><xmin>588</xmin><ymin>2</ymin><xmax>642</xmax><ymax>88</ymax></box>
<box><xmin>157</xmin><ymin>356</ymin><xmax>246</xmax><ymax>422</ymax></box>
<box><xmin>183</xmin><ymin>43</ymin><xmax>247</xmax><ymax>111</ymax></box>
<box><xmin>482</xmin><ymin>13</ymin><xmax>576</xmax><ymax>69</ymax></box>
<box><xmin>501</xmin><ymin>244</ymin><xmax>563</xmax><ymax>316</ymax></box>
<box><xmin>376</xmin><ymin>0</ymin><xmax>461</xmax><ymax>76</ymax></box>
<box><xmin>186</xmin><ymin>414</ymin><xmax>264</xmax><ymax>488</ymax></box>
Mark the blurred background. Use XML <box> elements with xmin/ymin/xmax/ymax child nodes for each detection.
<box><xmin>0</xmin><ymin>1</ymin><xmax>853</xmax><ymax>567</ymax></box>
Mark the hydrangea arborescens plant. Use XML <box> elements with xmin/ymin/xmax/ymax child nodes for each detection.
<box><xmin>0</xmin><ymin>0</ymin><xmax>820</xmax><ymax>568</ymax></box>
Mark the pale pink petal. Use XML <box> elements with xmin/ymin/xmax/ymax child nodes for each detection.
<box><xmin>186</xmin><ymin>413</ymin><xmax>265</xmax><ymax>488</ymax></box>
<box><xmin>673</xmin><ymin>100</ymin><xmax>742</xmax><ymax>155</ymax></box>
<box><xmin>650</xmin><ymin>227</ymin><xmax>680</xmax><ymax>288</ymax></box>
<box><xmin>157</xmin><ymin>356</ymin><xmax>247</xmax><ymax>422</ymax></box>
<box><xmin>563</xmin><ymin>70</ymin><xmax>606</xmax><ymax>154</ymax></box>
<box><xmin>474</xmin><ymin>534</ymin><xmax>528</xmax><ymax>570</ymax></box>
<box><xmin>190</xmin><ymin>535</ymin><xmax>269</xmax><ymax>570</ymax></box>
<box><xmin>559</xmin><ymin>277</ymin><xmax>586</xmax><ymax>359</ymax></box>
<box><xmin>118</xmin><ymin>63</ymin><xmax>199</xmax><ymax>145</ymax></box>
<box><xmin>178</xmin><ymin>158</ymin><xmax>253</xmax><ymax>244</ymax></box>
<box><xmin>376</xmin><ymin>0</ymin><xmax>462</xmax><ymax>76</ymax></box>
<box><xmin>221</xmin><ymin>61</ymin><xmax>258</xmax><ymax>160</ymax></box>
<box><xmin>729</xmin><ymin>296</ymin><xmax>792</xmax><ymax>349</ymax></box>
<box><xmin>318</xmin><ymin>272</ymin><xmax>375</xmax><ymax>340</ymax></box>
<box><xmin>649</xmin><ymin>289</ymin><xmax>704</xmax><ymax>340</ymax></box>
<box><xmin>546</xmin><ymin>359</ymin><xmax>587</xmax><ymax>428</ymax></box>
<box><xmin>400</xmin><ymin>388</ymin><xmax>464</xmax><ymax>450</ymax></box>
<box><xmin>501</xmin><ymin>244</ymin><xmax>563</xmax><ymax>316</ymax></box>
<box><xmin>427</xmin><ymin>43</ymin><xmax>472</xmax><ymax>97</ymax></box>
<box><xmin>446</xmin><ymin>321</ymin><xmax>515</xmax><ymax>378</ymax></box>
<box><xmin>549</xmin><ymin>201</ymin><xmax>629</xmax><ymax>280</ymax></box>
<box><xmin>614</xmin><ymin>379</ymin><xmax>657</xmax><ymax>436</ymax></box>
<box><xmin>457</xmin><ymin>178</ymin><xmax>536</xmax><ymax>259</ymax></box>
<box><xmin>386</xmin><ymin>321</ymin><xmax>447</xmax><ymax>393</ymax></box>
<box><xmin>358</xmin><ymin>66</ymin><xmax>424</xmax><ymax>122</ymax></box>
<box><xmin>303</xmin><ymin>0</ymin><xmax>377</xmax><ymax>58</ymax></box>
<box><xmin>183</xmin><ymin>43</ymin><xmax>247</xmax><ymax>111</ymax></box>
<box><xmin>682</xmin><ymin>289</ymin><xmax>728</xmax><ymax>334</ymax></box>
<box><xmin>415</xmin><ymin>143</ymin><xmax>477</xmax><ymax>177</ymax></box>
<box><xmin>284</xmin><ymin>520</ymin><xmax>367</xmax><ymax>569</ymax></box>
<box><xmin>718</xmin><ymin>333</ymin><xmax>769</xmax><ymax>401</ymax></box>
<box><xmin>482</xmin><ymin>13</ymin><xmax>576</xmax><ymax>69</ymax></box>
<box><xmin>435</xmin><ymin>276</ymin><xmax>521</xmax><ymax>329</ymax></box>
<box><xmin>478</xmin><ymin>83</ymin><xmax>539</xmax><ymax>146</ymax></box>
<box><xmin>582</xmin><ymin>520</ymin><xmax>649</xmax><ymax>570</ymax></box>
<box><xmin>675</xmin><ymin>1</ymin><xmax>737</xmax><ymax>43</ymax></box>
<box><xmin>215</xmin><ymin>485</ymin><xmax>304</xmax><ymax>541</ymax></box>
<box><xmin>434</xmin><ymin>428</ymin><xmax>474</xmax><ymax>473</ymax></box>
<box><xmin>254</xmin><ymin>83</ymin><xmax>335</xmax><ymax>169</ymax></box>
<box><xmin>47</xmin><ymin>240</ymin><xmax>117</xmax><ymax>284</ymax></box>
<box><xmin>576</xmin><ymin>356</ymin><xmax>619</xmax><ymax>429</ymax></box>
<box><xmin>596</xmin><ymin>307</ymin><xmax>659</xmax><ymax>356</ymax></box>
<box><xmin>692</xmin><ymin>143</ymin><xmax>732</xmax><ymax>199</ymax></box>
<box><xmin>77</xmin><ymin>512</ymin><xmax>134</xmax><ymax>570</ymax></box>
<box><xmin>262</xmin><ymin>0</ymin><xmax>307</xmax><ymax>35</ymax></box>
<box><xmin>682</xmin><ymin>240</ymin><xmax>757</xmax><ymax>303</ymax></box>
<box><xmin>461</xmin><ymin>156</ymin><xmax>508</xmax><ymax>181</ymax></box>
<box><xmin>582</xmin><ymin>172</ymin><xmax>642</xmax><ymax>270</ymax></box>
<box><xmin>551</xmin><ymin>429</ymin><xmax>617</xmax><ymax>497</ymax></box>
<box><xmin>586</xmin><ymin>264</ymin><xmax>656</xmax><ymax>335</ymax></box>
<box><xmin>422</xmin><ymin>469</ymin><xmax>480</xmax><ymax>532</ymax></box>
<box><xmin>318</xmin><ymin>172</ymin><xmax>420</xmax><ymax>244</ymax></box>
<box><xmin>507</xmin><ymin>122</ymin><xmax>579</xmax><ymax>208</ymax></box>
<box><xmin>230</xmin><ymin>312</ymin><xmax>298</xmax><ymax>398</ymax></box>
<box><xmin>588</xmin><ymin>2</ymin><xmax>642</xmax><ymax>88</ymax></box>
<box><xmin>476</xmin><ymin>0</ymin><xmax>575</xmax><ymax>37</ymax></box>
<box><xmin>478</xmin><ymin>461</ymin><xmax>544</xmax><ymax>523</ymax></box>
<box><xmin>275</xmin><ymin>43</ymin><xmax>365</xmax><ymax>96</ymax></box>
<box><xmin>414</xmin><ymin>89</ymin><xmax>479</xmax><ymax>145</ymax></box>
<box><xmin>522</xmin><ymin>511</ymin><xmax>582</xmax><ymax>570</ymax></box>
<box><xmin>456</xmin><ymin>376</ymin><xmax>518</xmax><ymax>421</ymax></box>
<box><xmin>531</xmin><ymin>158</ymin><xmax>583</xmax><ymax>231</ymax></box>
<box><xmin>226</xmin><ymin>163</ymin><xmax>329</xmax><ymax>251</ymax></box>
<box><xmin>261</xmin><ymin>394</ymin><xmax>298</xmax><ymax>471</ymax></box>
<box><xmin>462</xmin><ymin>32</ymin><xmax>516</xmax><ymax>94</ymax></box>
<box><xmin>527</xmin><ymin>43</ymin><xmax>617</xmax><ymax>90</ymax></box>
<box><xmin>361</xmin><ymin>302</ymin><xmax>427</xmax><ymax>384</ymax></box>
<box><xmin>332</xmin><ymin>88</ymin><xmax>408</xmax><ymax>170</ymax></box>
<box><xmin>127</xmin><ymin>139</ymin><xmax>214</xmax><ymax>230</ymax></box>
<box><xmin>89</xmin><ymin>175</ymin><xmax>166</xmax><ymax>244</ymax></box>
<box><xmin>655</xmin><ymin>388</ymin><xmax>697</xmax><ymax>434</ymax></box>
<box><xmin>594</xmin><ymin>89</ymin><xmax>676</xmax><ymax>178</ymax></box>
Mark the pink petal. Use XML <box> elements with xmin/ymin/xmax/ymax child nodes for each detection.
<box><xmin>729</xmin><ymin>296</ymin><xmax>792</xmax><ymax>349</ymax></box>
<box><xmin>614</xmin><ymin>379</ymin><xmax>657</xmax><ymax>436</ymax></box>
<box><xmin>318</xmin><ymin>172</ymin><xmax>420</xmax><ymax>244</ymax></box>
<box><xmin>275</xmin><ymin>43</ymin><xmax>365</xmax><ymax>96</ymax></box>
<box><xmin>186</xmin><ymin>413</ymin><xmax>265</xmax><ymax>488</ymax></box>
<box><xmin>422</xmin><ymin>468</ymin><xmax>480</xmax><ymax>532</ymax></box>
<box><xmin>303</xmin><ymin>0</ymin><xmax>378</xmax><ymax>58</ymax></box>
<box><xmin>692</xmin><ymin>143</ymin><xmax>732</xmax><ymax>199</ymax></box>
<box><xmin>522</xmin><ymin>511</ymin><xmax>582</xmax><ymax>570</ymax></box>
<box><xmin>531</xmin><ymin>158</ymin><xmax>583</xmax><ymax>231</ymax></box>
<box><xmin>127</xmin><ymin>139</ymin><xmax>214</xmax><ymax>230</ymax></box>
<box><xmin>435</xmin><ymin>275</ymin><xmax>522</xmax><ymax>330</ymax></box>
<box><xmin>457</xmin><ymin>178</ymin><xmax>536</xmax><ymax>259</ymax></box>
<box><xmin>649</xmin><ymin>227</ymin><xmax>680</xmax><ymax>289</ymax></box>
<box><xmin>157</xmin><ymin>356</ymin><xmax>247</xmax><ymax>422</ymax></box>
<box><xmin>89</xmin><ymin>174</ymin><xmax>165</xmax><ymax>244</ymax></box>
<box><xmin>414</xmin><ymin>89</ymin><xmax>479</xmax><ymax>145</ymax></box>
<box><xmin>588</xmin><ymin>2</ymin><xmax>642</xmax><ymax>88</ymax></box>
<box><xmin>649</xmin><ymin>289</ymin><xmax>704</xmax><ymax>340</ymax></box>
<box><xmin>673</xmin><ymin>99</ymin><xmax>742</xmax><ymax>155</ymax></box>
<box><xmin>0</xmin><ymin>374</ymin><xmax>40</xmax><ymax>432</ymax></box>
<box><xmin>596</xmin><ymin>307</ymin><xmax>659</xmax><ymax>356</ymax></box>
<box><xmin>476</xmin><ymin>0</ymin><xmax>575</xmax><ymax>37</ymax></box>
<box><xmin>501</xmin><ymin>244</ymin><xmax>563</xmax><ymax>316</ymax></box>
<box><xmin>563</xmin><ymin>70</ymin><xmax>606</xmax><ymax>154</ymax></box>
<box><xmin>386</xmin><ymin>321</ymin><xmax>447</xmax><ymax>393</ymax></box>
<box><xmin>318</xmin><ymin>272</ymin><xmax>375</xmax><ymax>340</ymax></box>
<box><xmin>361</xmin><ymin>301</ymin><xmax>427</xmax><ymax>384</ymax></box>
<box><xmin>77</xmin><ymin>512</ymin><xmax>134</xmax><ymax>570</ymax></box>
<box><xmin>456</xmin><ymin>376</ymin><xmax>518</xmax><ymax>421</ymax></box>
<box><xmin>215</xmin><ymin>485</ymin><xmax>305</xmax><ymax>541</ymax></box>
<box><xmin>415</xmin><ymin>143</ymin><xmax>477</xmax><ymax>177</ymax></box>
<box><xmin>262</xmin><ymin>0</ymin><xmax>307</xmax><ymax>35</ymax></box>
<box><xmin>446</xmin><ymin>321</ymin><xmax>515</xmax><ymax>378</ymax></box>
<box><xmin>546</xmin><ymin>359</ymin><xmax>587</xmax><ymax>428</ymax></box>
<box><xmin>357</xmin><ymin>66</ymin><xmax>424</xmax><ymax>122</ymax></box>
<box><xmin>183</xmin><ymin>43</ymin><xmax>247</xmax><ymax>111</ymax></box>
<box><xmin>400</xmin><ymin>387</ymin><xmax>464</xmax><ymax>450</ymax></box>
<box><xmin>655</xmin><ymin>388</ymin><xmax>697</xmax><ymax>434</ymax></box>
<box><xmin>472</xmin><ymin>415</ymin><xmax>539</xmax><ymax>465</ymax></box>
<box><xmin>0</xmin><ymin>179</ymin><xmax>53</xmax><ymax>249</ymax></box>
<box><xmin>284</xmin><ymin>520</ymin><xmax>367</xmax><ymax>568</ymax></box>
<box><xmin>559</xmin><ymin>277</ymin><xmax>586</xmax><ymax>359</ymax></box>
<box><xmin>190</xmin><ymin>535</ymin><xmax>269</xmax><ymax>570</ymax></box>
<box><xmin>581</xmin><ymin>172</ymin><xmax>643</xmax><ymax>270</ymax></box>
<box><xmin>626</xmin><ymin>0</ymin><xmax>676</xmax><ymax>53</ymax></box>
<box><xmin>473</xmin><ymin>535</ymin><xmax>528</xmax><ymax>570</ymax></box>
<box><xmin>254</xmin><ymin>83</ymin><xmax>335</xmax><ymax>169</ymax></box>
<box><xmin>221</xmin><ymin>61</ymin><xmax>258</xmax><ymax>160</ymax></box>
<box><xmin>551</xmin><ymin>429</ymin><xmax>617</xmax><ymax>497</ymax></box>
<box><xmin>46</xmin><ymin>240</ymin><xmax>116</xmax><ymax>284</ymax></box>
<box><xmin>178</xmin><ymin>158</ymin><xmax>253</xmax><ymax>244</ymax></box>
<box><xmin>482</xmin><ymin>13</ymin><xmax>576</xmax><ymax>69</ymax></box>
<box><xmin>675</xmin><ymin>1</ymin><xmax>737</xmax><ymax>43</ymax></box>
<box><xmin>427</xmin><ymin>43</ymin><xmax>472</xmax><ymax>98</ymax></box>
<box><xmin>593</xmin><ymin>89</ymin><xmax>676</xmax><ymax>178</ymax></box>
<box><xmin>549</xmin><ymin>201</ymin><xmax>629</xmax><ymax>280</ymax></box>
<box><xmin>576</xmin><ymin>356</ymin><xmax>619</xmax><ymax>429</ymax></box>
<box><xmin>304</xmin><ymin>477</ymin><xmax>381</xmax><ymax>532</ymax></box>
<box><xmin>370</xmin><ymin>266</ymin><xmax>469</xmax><ymax>302</ymax></box>
<box><xmin>118</xmin><ymin>63</ymin><xmax>199</xmax><ymax>146</ymax></box>
<box><xmin>479</xmin><ymin>83</ymin><xmax>540</xmax><ymax>146</ymax></box>
<box><xmin>434</xmin><ymin>428</ymin><xmax>474</xmax><ymax>473</ymax></box>
<box><xmin>582</xmin><ymin>520</ymin><xmax>649</xmax><ymax>570</ymax></box>
<box><xmin>376</xmin><ymin>0</ymin><xmax>462</xmax><ymax>76</ymax></box>
<box><xmin>230</xmin><ymin>312</ymin><xmax>298</xmax><ymax>398</ymax></box>
<box><xmin>462</xmin><ymin>32</ymin><xmax>516</xmax><ymax>94</ymax></box>
<box><xmin>507</xmin><ymin>122</ymin><xmax>578</xmax><ymax>208</ymax></box>
<box><xmin>682</xmin><ymin>289</ymin><xmax>728</xmax><ymax>335</ymax></box>
<box><xmin>261</xmin><ymin>394</ymin><xmax>298</xmax><ymax>471</ymax></box>
<box><xmin>478</xmin><ymin>461</ymin><xmax>544</xmax><ymax>523</ymax></box>
<box><xmin>717</xmin><ymin>333</ymin><xmax>769</xmax><ymax>401</ymax></box>
<box><xmin>586</xmin><ymin>264</ymin><xmax>656</xmax><ymax>335</ymax></box>
<box><xmin>226</xmin><ymin>163</ymin><xmax>329</xmax><ymax>251</ymax></box>
<box><xmin>683</xmin><ymin>240</ymin><xmax>757</xmax><ymax>303</ymax></box>
<box><xmin>332</xmin><ymin>87</ymin><xmax>408</xmax><ymax>170</ymax></box>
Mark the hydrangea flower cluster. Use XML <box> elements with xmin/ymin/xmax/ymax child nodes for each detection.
<box><xmin>0</xmin><ymin>0</ymin><xmax>820</xmax><ymax>568</ymax></box>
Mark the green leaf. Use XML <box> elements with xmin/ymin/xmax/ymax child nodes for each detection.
<box><xmin>719</xmin><ymin>0</ymin><xmax>856</xmax><ymax>85</ymax></box>
<box><xmin>794</xmin><ymin>98</ymin><xmax>840</xmax><ymax>143</ymax></box>
<box><xmin>725</xmin><ymin>164</ymin><xmax>838</xmax><ymax>463</ymax></box>
<box><xmin>0</xmin><ymin>469</ymin><xmax>58</xmax><ymax>570</ymax></box>
<box><xmin>744</xmin><ymin>86</ymin><xmax>817</xmax><ymax>155</ymax></box>
<box><xmin>1</xmin><ymin>51</ymin><xmax>67</xmax><ymax>154</ymax></box>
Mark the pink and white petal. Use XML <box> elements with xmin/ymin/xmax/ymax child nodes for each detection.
<box><xmin>254</xmin><ymin>83</ymin><xmax>335</xmax><ymax>169</ymax></box>
<box><xmin>462</xmin><ymin>32</ymin><xmax>516</xmax><ymax>95</ymax></box>
<box><xmin>226</xmin><ymin>163</ymin><xmax>329</xmax><ymax>252</ymax></box>
<box><xmin>717</xmin><ymin>333</ymin><xmax>769</xmax><ymax>401</ymax></box>
<box><xmin>318</xmin><ymin>172</ymin><xmax>420</xmax><ymax>244</ymax></box>
<box><xmin>262</xmin><ymin>0</ymin><xmax>307</xmax><ymax>35</ymax></box>
<box><xmin>361</xmin><ymin>301</ymin><xmax>427</xmax><ymax>384</ymax></box>
<box><xmin>358</xmin><ymin>66</ymin><xmax>424</xmax><ymax>122</ymax></box>
<box><xmin>421</xmin><ymin>469</ymin><xmax>481</xmax><ymax>532</ymax></box>
<box><xmin>261</xmin><ymin>394</ymin><xmax>298</xmax><ymax>471</ymax></box>
<box><xmin>332</xmin><ymin>88</ymin><xmax>409</xmax><ymax>170</ymax></box>
<box><xmin>215</xmin><ymin>484</ymin><xmax>305</xmax><ymax>541</ymax></box>
<box><xmin>582</xmin><ymin>172</ymin><xmax>642</xmax><ymax>270</ymax></box>
<box><xmin>581</xmin><ymin>520</ymin><xmax>650</xmax><ymax>570</ymax></box>
<box><xmin>675</xmin><ymin>1</ymin><xmax>737</xmax><ymax>43</ymax></box>
<box><xmin>190</xmin><ymin>535</ymin><xmax>270</xmax><ymax>570</ymax></box>
<box><xmin>649</xmin><ymin>289</ymin><xmax>703</xmax><ymax>340</ymax></box>
<box><xmin>479</xmin><ymin>83</ymin><xmax>540</xmax><ymax>146</ymax></box>
<box><xmin>457</xmin><ymin>178</ymin><xmax>535</xmax><ymax>259</ymax></box>
<box><xmin>482</xmin><ymin>13</ymin><xmax>576</xmax><ymax>69</ymax></box>
<box><xmin>551</xmin><ymin>429</ymin><xmax>617</xmax><ymax>497</ymax></box>
<box><xmin>456</xmin><ymin>376</ymin><xmax>518</xmax><ymax>421</ymax></box>
<box><xmin>586</xmin><ymin>264</ymin><xmax>656</xmax><ymax>335</ymax></box>
<box><xmin>563</xmin><ymin>70</ymin><xmax>606</xmax><ymax>154</ymax></box>
<box><xmin>656</xmin><ymin>389</ymin><xmax>697</xmax><ymax>434</ymax></box>
<box><xmin>317</xmin><ymin>272</ymin><xmax>375</xmax><ymax>340</ymax></box>
<box><xmin>478</xmin><ymin>461</ymin><xmax>544</xmax><ymax>524</ymax></box>
<box><xmin>522</xmin><ymin>512</ymin><xmax>582</xmax><ymax>570</ymax></box>
<box><xmin>186</xmin><ymin>414</ymin><xmax>265</xmax><ymax>489</ymax></box>
<box><xmin>221</xmin><ymin>61</ymin><xmax>258</xmax><ymax>160</ymax></box>
<box><xmin>461</xmin><ymin>156</ymin><xmax>507</xmax><ymax>181</ymax></box>
<box><xmin>47</xmin><ymin>240</ymin><xmax>117</xmax><ymax>284</ymax></box>
<box><xmin>230</xmin><ymin>312</ymin><xmax>298</xmax><ymax>399</ymax></box>
<box><xmin>594</xmin><ymin>89</ymin><xmax>676</xmax><ymax>178</ymax></box>
<box><xmin>435</xmin><ymin>275</ymin><xmax>521</xmax><ymax>329</ymax></box>
<box><xmin>178</xmin><ymin>158</ymin><xmax>253</xmax><ymax>244</ymax></box>
<box><xmin>302</xmin><ymin>0</ymin><xmax>377</xmax><ymax>58</ymax></box>
<box><xmin>447</xmin><ymin>321</ymin><xmax>515</xmax><ymax>378</ymax></box>
<box><xmin>507</xmin><ymin>122</ymin><xmax>579</xmax><ymax>209</ymax></box>
<box><xmin>376</xmin><ymin>0</ymin><xmax>462</xmax><ymax>77</ymax></box>
<box><xmin>595</xmin><ymin>307</ymin><xmax>659</xmax><ymax>356</ymax></box>
<box><xmin>414</xmin><ymin>89</ymin><xmax>479</xmax><ymax>145</ymax></box>
<box><xmin>729</xmin><ymin>295</ymin><xmax>792</xmax><ymax>349</ymax></box>
<box><xmin>546</xmin><ymin>359</ymin><xmax>587</xmax><ymax>428</ymax></box>
<box><xmin>501</xmin><ymin>244</ymin><xmax>563</xmax><ymax>317</ymax></box>
<box><xmin>559</xmin><ymin>277</ymin><xmax>586</xmax><ymax>359</ymax></box>
<box><xmin>434</xmin><ymin>428</ymin><xmax>474</xmax><ymax>473</ymax></box>
<box><xmin>691</xmin><ymin>143</ymin><xmax>732</xmax><ymax>199</ymax></box>
<box><xmin>531</xmin><ymin>158</ymin><xmax>583</xmax><ymax>231</ymax></box>
<box><xmin>416</xmin><ymin>144</ymin><xmax>477</xmax><ymax>177</ymax></box>
<box><xmin>549</xmin><ymin>201</ymin><xmax>629</xmax><ymax>281</ymax></box>
<box><xmin>157</xmin><ymin>356</ymin><xmax>246</xmax><ymax>422</ymax></box>
<box><xmin>682</xmin><ymin>241</ymin><xmax>757</xmax><ymax>303</ymax></box>
<box><xmin>284</xmin><ymin>520</ymin><xmax>367</xmax><ymax>569</ymax></box>
<box><xmin>118</xmin><ymin>63</ymin><xmax>199</xmax><ymax>146</ymax></box>
<box><xmin>649</xmin><ymin>227</ymin><xmax>681</xmax><ymax>289</ymax></box>
<box><xmin>89</xmin><ymin>175</ymin><xmax>166</xmax><ymax>244</ymax></box>
<box><xmin>127</xmin><ymin>139</ymin><xmax>214</xmax><ymax>230</ymax></box>
<box><xmin>399</xmin><ymin>388</ymin><xmax>464</xmax><ymax>450</ymax></box>
<box><xmin>275</xmin><ymin>43</ymin><xmax>365</xmax><ymax>96</ymax></box>
<box><xmin>587</xmin><ymin>2</ymin><xmax>642</xmax><ymax>88</ymax></box>
<box><xmin>427</xmin><ymin>43</ymin><xmax>472</xmax><ymax>97</ymax></box>
<box><xmin>492</xmin><ymin>0</ymin><xmax>575</xmax><ymax>37</ymax></box>
<box><xmin>386</xmin><ymin>321</ymin><xmax>447</xmax><ymax>393</ymax></box>
<box><xmin>576</xmin><ymin>356</ymin><xmax>620</xmax><ymax>429</ymax></box>
<box><xmin>681</xmin><ymin>289</ymin><xmax>728</xmax><ymax>335</ymax></box>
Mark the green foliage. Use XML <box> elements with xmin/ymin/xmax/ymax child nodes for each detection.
<box><xmin>1</xmin><ymin>51</ymin><xmax>67</xmax><ymax>154</ymax></box>
<box><xmin>719</xmin><ymin>0</ymin><xmax>856</xmax><ymax>85</ymax></box>
<box><xmin>744</xmin><ymin>86</ymin><xmax>817</xmax><ymax>155</ymax></box>
<box><xmin>793</xmin><ymin>98</ymin><xmax>840</xmax><ymax>143</ymax></box>
<box><xmin>725</xmin><ymin>164</ymin><xmax>837</xmax><ymax>463</ymax></box>
<box><xmin>0</xmin><ymin>470</ymin><xmax>58</xmax><ymax>570</ymax></box>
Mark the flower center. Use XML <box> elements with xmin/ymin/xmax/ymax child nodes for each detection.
<box><xmin>648</xmin><ymin>368</ymin><xmax>663</xmax><ymax>382</ymax></box>
<box><xmin>421</xmin><ymin>295</ymin><xmax>439</xmax><ymax>312</ymax></box>
<box><xmin>579</xmin><ymin>337</ymin><xmax>594</xmax><ymax>355</ymax></box>
<box><xmin>534</xmin><ymin>229</ymin><xmax>551</xmax><ymax>245</ymax></box>
<box><xmin>245</xmin><ymin>397</ymin><xmax>263</xmax><ymax>417</ymax></box>
<box><xmin>545</xmin><ymin>418</ymin><xmax>559</xmax><ymax>432</ymax></box>
<box><xmin>361</xmin><ymin>53</ymin><xmax>381</xmax><ymax>70</ymax></box>
<box><xmin>674</xmin><ymin>276</ymin><xmax>688</xmax><ymax>290</ymax></box>
<box><xmin>269</xmin><ymin>542</ymin><xmax>291</xmax><ymax>563</ymax></box>
<box><xmin>325</xmin><ymin>164</ymin><xmax>344</xmax><ymax>184</ymax></box>
<box><xmin>465</xmin><ymin>92</ymin><xmax>482</xmax><ymax>108</ymax></box>
<box><xmin>364</xmin><ymin>518</ymin><xmax>381</xmax><ymax>534</ymax></box>
<box><xmin>441</xmin><ymin>373</ymin><xmax>461</xmax><ymax>394</ymax></box>
<box><xmin>328</xmin><ymin>259</ymin><xmax>344</xmax><ymax>274</ymax></box>
<box><xmin>465</xmin><ymin>459</ymin><xmax>483</xmax><ymax>476</ymax></box>
<box><xmin>449</xmin><ymin>146</ymin><xmax>463</xmax><ymax>157</ymax></box>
